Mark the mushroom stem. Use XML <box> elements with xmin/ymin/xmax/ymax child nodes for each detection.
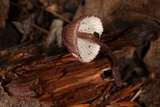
<box><xmin>100</xmin><ymin>43</ymin><xmax>123</xmax><ymax>87</ymax></box>
<box><xmin>78</xmin><ymin>32</ymin><xmax>123</xmax><ymax>87</ymax></box>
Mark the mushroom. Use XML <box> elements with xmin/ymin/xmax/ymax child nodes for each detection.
<box><xmin>62</xmin><ymin>15</ymin><xmax>123</xmax><ymax>86</ymax></box>
<box><xmin>62</xmin><ymin>15</ymin><xmax>103</xmax><ymax>62</ymax></box>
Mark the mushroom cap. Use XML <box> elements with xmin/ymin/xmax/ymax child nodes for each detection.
<box><xmin>78</xmin><ymin>16</ymin><xmax>103</xmax><ymax>36</ymax></box>
<box><xmin>62</xmin><ymin>15</ymin><xmax>103</xmax><ymax>62</ymax></box>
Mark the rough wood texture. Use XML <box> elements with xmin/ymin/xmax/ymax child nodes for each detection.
<box><xmin>0</xmin><ymin>42</ymin><xmax>115</xmax><ymax>106</ymax></box>
<box><xmin>6</xmin><ymin>55</ymin><xmax>111</xmax><ymax>105</ymax></box>
<box><xmin>0</xmin><ymin>38</ymin><xmax>137</xmax><ymax>107</ymax></box>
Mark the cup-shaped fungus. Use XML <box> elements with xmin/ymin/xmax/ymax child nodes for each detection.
<box><xmin>62</xmin><ymin>15</ymin><xmax>103</xmax><ymax>62</ymax></box>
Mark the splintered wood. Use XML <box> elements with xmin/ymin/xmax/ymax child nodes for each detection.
<box><xmin>0</xmin><ymin>39</ymin><xmax>141</xmax><ymax>106</ymax></box>
<box><xmin>4</xmin><ymin>53</ymin><xmax>111</xmax><ymax>106</ymax></box>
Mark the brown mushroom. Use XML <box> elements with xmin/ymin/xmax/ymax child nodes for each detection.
<box><xmin>62</xmin><ymin>15</ymin><xmax>123</xmax><ymax>87</ymax></box>
<box><xmin>62</xmin><ymin>15</ymin><xmax>103</xmax><ymax>62</ymax></box>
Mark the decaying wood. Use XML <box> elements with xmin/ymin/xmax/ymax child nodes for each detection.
<box><xmin>0</xmin><ymin>39</ymin><xmax>137</xmax><ymax>106</ymax></box>
<box><xmin>5</xmin><ymin>56</ymin><xmax>111</xmax><ymax>106</ymax></box>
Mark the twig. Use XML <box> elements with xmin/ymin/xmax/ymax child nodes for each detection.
<box><xmin>31</xmin><ymin>23</ymin><xmax>49</xmax><ymax>34</ymax></box>
<box><xmin>91</xmin><ymin>82</ymin><xmax>113</xmax><ymax>106</ymax></box>
<box><xmin>45</xmin><ymin>8</ymin><xmax>71</xmax><ymax>23</ymax></box>
<box><xmin>130</xmin><ymin>87</ymin><xmax>142</xmax><ymax>101</ymax></box>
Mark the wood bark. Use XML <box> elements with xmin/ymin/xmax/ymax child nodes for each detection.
<box><xmin>0</xmin><ymin>42</ymin><xmax>115</xmax><ymax>106</ymax></box>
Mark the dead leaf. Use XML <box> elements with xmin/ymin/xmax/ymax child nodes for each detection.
<box><xmin>144</xmin><ymin>37</ymin><xmax>160</xmax><ymax>69</ymax></box>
